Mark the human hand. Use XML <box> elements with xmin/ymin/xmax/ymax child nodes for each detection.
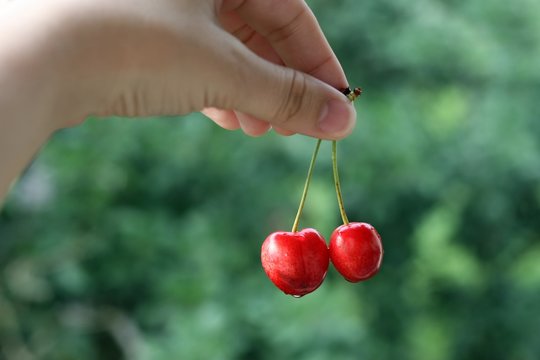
<box><xmin>5</xmin><ymin>0</ymin><xmax>356</xmax><ymax>139</ymax></box>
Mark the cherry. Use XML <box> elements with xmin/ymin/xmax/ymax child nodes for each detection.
<box><xmin>329</xmin><ymin>222</ymin><xmax>383</xmax><ymax>282</ymax></box>
<box><xmin>261</xmin><ymin>228</ymin><xmax>329</xmax><ymax>296</ymax></box>
<box><xmin>330</xmin><ymin>129</ymin><xmax>383</xmax><ymax>282</ymax></box>
<box><xmin>261</xmin><ymin>140</ymin><xmax>329</xmax><ymax>297</ymax></box>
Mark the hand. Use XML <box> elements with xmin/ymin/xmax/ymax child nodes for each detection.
<box><xmin>14</xmin><ymin>0</ymin><xmax>356</xmax><ymax>139</ymax></box>
<box><xmin>0</xmin><ymin>0</ymin><xmax>357</xmax><ymax>201</ymax></box>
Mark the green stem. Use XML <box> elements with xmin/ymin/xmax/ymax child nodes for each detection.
<box><xmin>292</xmin><ymin>139</ymin><xmax>322</xmax><ymax>232</ymax></box>
<box><xmin>332</xmin><ymin>140</ymin><xmax>349</xmax><ymax>225</ymax></box>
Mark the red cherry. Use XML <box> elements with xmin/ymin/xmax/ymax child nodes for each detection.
<box><xmin>261</xmin><ymin>228</ymin><xmax>329</xmax><ymax>297</ymax></box>
<box><xmin>329</xmin><ymin>222</ymin><xmax>383</xmax><ymax>282</ymax></box>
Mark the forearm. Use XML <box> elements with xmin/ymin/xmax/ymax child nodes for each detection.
<box><xmin>0</xmin><ymin>2</ymin><xmax>66</xmax><ymax>203</ymax></box>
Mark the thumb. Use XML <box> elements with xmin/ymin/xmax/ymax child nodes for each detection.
<box><xmin>210</xmin><ymin>38</ymin><xmax>357</xmax><ymax>140</ymax></box>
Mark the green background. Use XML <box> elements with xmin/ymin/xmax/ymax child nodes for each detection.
<box><xmin>2</xmin><ymin>0</ymin><xmax>540</xmax><ymax>359</ymax></box>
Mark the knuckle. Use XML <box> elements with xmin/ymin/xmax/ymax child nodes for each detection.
<box><xmin>264</xmin><ymin>6</ymin><xmax>307</xmax><ymax>44</ymax></box>
<box><xmin>272</xmin><ymin>71</ymin><xmax>308</xmax><ymax>126</ymax></box>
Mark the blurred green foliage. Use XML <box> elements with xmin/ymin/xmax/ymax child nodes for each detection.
<box><xmin>2</xmin><ymin>0</ymin><xmax>540</xmax><ymax>359</ymax></box>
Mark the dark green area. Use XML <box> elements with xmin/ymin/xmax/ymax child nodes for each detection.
<box><xmin>2</xmin><ymin>0</ymin><xmax>540</xmax><ymax>359</ymax></box>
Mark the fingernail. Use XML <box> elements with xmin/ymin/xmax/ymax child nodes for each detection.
<box><xmin>318</xmin><ymin>100</ymin><xmax>355</xmax><ymax>136</ymax></box>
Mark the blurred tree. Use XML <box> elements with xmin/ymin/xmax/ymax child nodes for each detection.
<box><xmin>2</xmin><ymin>0</ymin><xmax>540</xmax><ymax>359</ymax></box>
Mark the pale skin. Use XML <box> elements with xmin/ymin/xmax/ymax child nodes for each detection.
<box><xmin>0</xmin><ymin>0</ymin><xmax>357</xmax><ymax>202</ymax></box>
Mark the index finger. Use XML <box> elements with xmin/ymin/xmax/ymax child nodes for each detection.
<box><xmin>223</xmin><ymin>0</ymin><xmax>348</xmax><ymax>89</ymax></box>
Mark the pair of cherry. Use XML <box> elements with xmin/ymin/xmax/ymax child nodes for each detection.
<box><xmin>261</xmin><ymin>223</ymin><xmax>383</xmax><ymax>297</ymax></box>
<box><xmin>261</xmin><ymin>88</ymin><xmax>384</xmax><ymax>297</ymax></box>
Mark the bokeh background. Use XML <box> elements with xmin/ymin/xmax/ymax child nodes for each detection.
<box><xmin>2</xmin><ymin>0</ymin><xmax>540</xmax><ymax>359</ymax></box>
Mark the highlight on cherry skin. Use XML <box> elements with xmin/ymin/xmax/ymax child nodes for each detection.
<box><xmin>329</xmin><ymin>222</ymin><xmax>383</xmax><ymax>283</ymax></box>
<box><xmin>261</xmin><ymin>228</ymin><xmax>329</xmax><ymax>297</ymax></box>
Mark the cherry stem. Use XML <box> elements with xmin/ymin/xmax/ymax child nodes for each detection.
<box><xmin>292</xmin><ymin>139</ymin><xmax>322</xmax><ymax>232</ymax></box>
<box><xmin>332</xmin><ymin>140</ymin><xmax>349</xmax><ymax>225</ymax></box>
